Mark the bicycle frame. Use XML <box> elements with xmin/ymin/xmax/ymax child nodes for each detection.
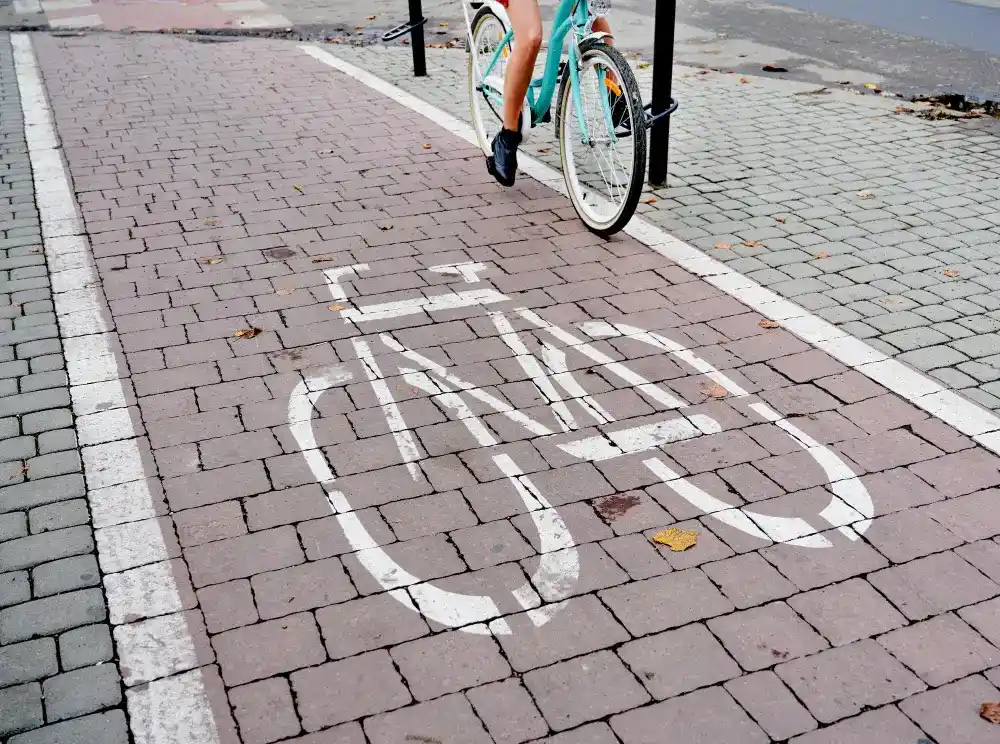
<box><xmin>473</xmin><ymin>0</ymin><xmax>591</xmax><ymax>131</ymax></box>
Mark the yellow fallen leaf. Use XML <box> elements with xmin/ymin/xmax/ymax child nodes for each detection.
<box><xmin>201</xmin><ymin>257</ymin><xmax>224</xmax><ymax>265</ymax></box>
<box><xmin>814</xmin><ymin>251</ymin><xmax>831</xmax><ymax>259</ymax></box>
<box><xmin>700</xmin><ymin>382</ymin><xmax>728</xmax><ymax>399</ymax></box>
<box><xmin>944</xmin><ymin>269</ymin><xmax>959</xmax><ymax>278</ymax></box>
<box><xmin>743</xmin><ymin>240</ymin><xmax>761</xmax><ymax>247</ymax></box>
<box><xmin>863</xmin><ymin>82</ymin><xmax>879</xmax><ymax>89</ymax></box>
<box><xmin>293</xmin><ymin>185</ymin><xmax>305</xmax><ymax>193</ymax></box>
<box><xmin>652</xmin><ymin>527</ymin><xmax>698</xmax><ymax>552</ymax></box>
<box><xmin>714</xmin><ymin>242</ymin><xmax>732</xmax><ymax>250</ymax></box>
<box><xmin>234</xmin><ymin>327</ymin><xmax>263</xmax><ymax>339</ymax></box>
<box><xmin>637</xmin><ymin>61</ymin><xmax>650</xmax><ymax>69</ymax></box>
<box><xmin>981</xmin><ymin>702</ymin><xmax>1000</xmax><ymax>724</ymax></box>
<box><xmin>204</xmin><ymin>218</ymin><xmax>218</xmax><ymax>226</ymax></box>
<box><xmin>439</xmin><ymin>21</ymin><xmax>448</xmax><ymax>26</ymax></box>
<box><xmin>759</xmin><ymin>319</ymin><xmax>781</xmax><ymax>329</ymax></box>
<box><xmin>329</xmin><ymin>304</ymin><xmax>345</xmax><ymax>311</ymax></box>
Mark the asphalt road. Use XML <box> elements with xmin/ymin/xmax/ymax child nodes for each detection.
<box><xmin>285</xmin><ymin>0</ymin><xmax>1000</xmax><ymax>100</ymax></box>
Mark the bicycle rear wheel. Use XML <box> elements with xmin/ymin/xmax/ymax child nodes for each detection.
<box><xmin>468</xmin><ymin>5</ymin><xmax>515</xmax><ymax>156</ymax></box>
<box><xmin>557</xmin><ymin>40</ymin><xmax>646</xmax><ymax>236</ymax></box>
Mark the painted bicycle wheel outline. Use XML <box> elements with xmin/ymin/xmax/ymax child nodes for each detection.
<box><xmin>288</xmin><ymin>261</ymin><xmax>874</xmax><ymax>634</ymax></box>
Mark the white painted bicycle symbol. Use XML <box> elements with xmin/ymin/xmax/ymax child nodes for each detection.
<box><xmin>288</xmin><ymin>262</ymin><xmax>873</xmax><ymax>634</ymax></box>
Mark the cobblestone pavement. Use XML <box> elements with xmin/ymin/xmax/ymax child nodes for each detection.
<box><xmin>4</xmin><ymin>29</ymin><xmax>1000</xmax><ymax>744</ymax></box>
<box><xmin>0</xmin><ymin>0</ymin><xmax>292</xmax><ymax>32</ymax></box>
<box><xmin>0</xmin><ymin>32</ymin><xmax>127</xmax><ymax>743</ymax></box>
<box><xmin>329</xmin><ymin>44</ymin><xmax>1000</xmax><ymax>414</ymax></box>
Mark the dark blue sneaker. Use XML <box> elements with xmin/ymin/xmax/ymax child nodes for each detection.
<box><xmin>487</xmin><ymin>128</ymin><xmax>521</xmax><ymax>187</ymax></box>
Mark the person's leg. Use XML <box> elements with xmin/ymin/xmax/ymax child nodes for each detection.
<box><xmin>502</xmin><ymin>0</ymin><xmax>543</xmax><ymax>131</ymax></box>
<box><xmin>488</xmin><ymin>0</ymin><xmax>542</xmax><ymax>186</ymax></box>
<box><xmin>591</xmin><ymin>15</ymin><xmax>613</xmax><ymax>43</ymax></box>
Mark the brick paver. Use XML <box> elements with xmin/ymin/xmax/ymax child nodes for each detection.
<box><xmin>0</xmin><ymin>32</ymin><xmax>125</xmax><ymax>743</ymax></box>
<box><xmin>4</xmin><ymin>28</ymin><xmax>1000</xmax><ymax>744</ymax></box>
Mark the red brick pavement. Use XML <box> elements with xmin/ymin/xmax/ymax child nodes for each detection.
<box><xmin>33</xmin><ymin>32</ymin><xmax>1000</xmax><ymax>744</ymax></box>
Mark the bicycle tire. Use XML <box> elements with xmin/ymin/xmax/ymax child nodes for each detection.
<box><xmin>556</xmin><ymin>40</ymin><xmax>647</xmax><ymax>237</ymax></box>
<box><xmin>468</xmin><ymin>5</ymin><xmax>516</xmax><ymax>156</ymax></box>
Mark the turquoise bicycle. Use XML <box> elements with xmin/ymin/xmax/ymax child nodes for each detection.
<box><xmin>464</xmin><ymin>0</ymin><xmax>676</xmax><ymax>235</ymax></box>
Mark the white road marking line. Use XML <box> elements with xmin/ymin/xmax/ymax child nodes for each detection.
<box><xmin>12</xmin><ymin>33</ymin><xmax>220</xmax><ymax>744</ymax></box>
<box><xmin>300</xmin><ymin>43</ymin><xmax>1000</xmax><ymax>457</ymax></box>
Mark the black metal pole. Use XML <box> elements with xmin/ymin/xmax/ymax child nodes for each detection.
<box><xmin>648</xmin><ymin>0</ymin><xmax>676</xmax><ymax>186</ymax></box>
<box><xmin>409</xmin><ymin>0</ymin><xmax>427</xmax><ymax>77</ymax></box>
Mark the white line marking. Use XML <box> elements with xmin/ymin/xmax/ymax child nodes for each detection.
<box><xmin>298</xmin><ymin>43</ymin><xmax>1000</xmax><ymax>458</ymax></box>
<box><xmin>429</xmin><ymin>261</ymin><xmax>489</xmax><ymax>283</ymax></box>
<box><xmin>12</xmin><ymin>33</ymin><xmax>220</xmax><ymax>744</ymax></box>
<box><xmin>343</xmin><ymin>287</ymin><xmax>510</xmax><ymax>322</ymax></box>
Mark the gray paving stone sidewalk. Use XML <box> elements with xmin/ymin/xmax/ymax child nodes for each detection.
<box><xmin>0</xmin><ymin>32</ymin><xmax>125</xmax><ymax>744</ymax></box>
<box><xmin>330</xmin><ymin>44</ymin><xmax>1000</xmax><ymax>413</ymax></box>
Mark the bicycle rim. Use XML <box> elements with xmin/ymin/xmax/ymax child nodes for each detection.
<box><xmin>559</xmin><ymin>44</ymin><xmax>646</xmax><ymax>236</ymax></box>
<box><xmin>468</xmin><ymin>9</ymin><xmax>510</xmax><ymax>156</ymax></box>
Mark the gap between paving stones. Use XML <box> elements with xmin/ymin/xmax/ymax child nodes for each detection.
<box><xmin>11</xmin><ymin>32</ymin><xmax>229</xmax><ymax>744</ymax></box>
<box><xmin>302</xmin><ymin>44</ymin><xmax>1000</xmax><ymax>457</ymax></box>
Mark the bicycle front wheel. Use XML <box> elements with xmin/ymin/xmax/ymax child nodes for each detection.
<box><xmin>557</xmin><ymin>40</ymin><xmax>646</xmax><ymax>236</ymax></box>
<box><xmin>468</xmin><ymin>5</ymin><xmax>512</xmax><ymax>156</ymax></box>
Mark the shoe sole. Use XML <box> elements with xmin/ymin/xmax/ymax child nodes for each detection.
<box><xmin>486</xmin><ymin>156</ymin><xmax>516</xmax><ymax>188</ymax></box>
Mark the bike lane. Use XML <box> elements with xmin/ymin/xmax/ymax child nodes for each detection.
<box><xmin>17</xmin><ymin>30</ymin><xmax>1000</xmax><ymax>744</ymax></box>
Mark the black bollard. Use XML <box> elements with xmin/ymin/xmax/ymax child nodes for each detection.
<box><xmin>382</xmin><ymin>0</ymin><xmax>428</xmax><ymax>77</ymax></box>
<box><xmin>648</xmin><ymin>0</ymin><xmax>676</xmax><ymax>186</ymax></box>
<box><xmin>409</xmin><ymin>0</ymin><xmax>427</xmax><ymax>77</ymax></box>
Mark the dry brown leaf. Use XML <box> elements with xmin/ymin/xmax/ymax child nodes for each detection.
<box><xmin>29</xmin><ymin>247</ymin><xmax>42</xmax><ymax>253</ymax></box>
<box><xmin>981</xmin><ymin>702</ymin><xmax>1000</xmax><ymax>724</ymax></box>
<box><xmin>8</xmin><ymin>462</ymin><xmax>28</xmax><ymax>481</ymax></box>
<box><xmin>354</xmin><ymin>24</ymin><xmax>364</xmax><ymax>29</ymax></box>
<box><xmin>775</xmin><ymin>217</ymin><xmax>786</xmax><ymax>223</ymax></box>
<box><xmin>204</xmin><ymin>218</ymin><xmax>218</xmax><ymax>226</ymax></box>
<box><xmin>422</xmin><ymin>143</ymin><xmax>433</xmax><ymax>150</ymax></box>
<box><xmin>234</xmin><ymin>327</ymin><xmax>263</xmax><ymax>340</ymax></box>
<box><xmin>701</xmin><ymin>382</ymin><xmax>728</xmax><ymax>399</ymax></box>
<box><xmin>379</xmin><ymin>224</ymin><xmax>394</xmax><ymax>231</ymax></box>
<box><xmin>537</xmin><ymin>147</ymin><xmax>552</xmax><ymax>153</ymax></box>
<box><xmin>743</xmin><ymin>240</ymin><xmax>761</xmax><ymax>247</ymax></box>
<box><xmin>275</xmin><ymin>288</ymin><xmax>293</xmax><ymax>296</ymax></box>
<box><xmin>329</xmin><ymin>304</ymin><xmax>345</xmax><ymax>312</ymax></box>
<box><xmin>641</xmin><ymin>197</ymin><xmax>658</xmax><ymax>204</ymax></box>
<box><xmin>714</xmin><ymin>242</ymin><xmax>732</xmax><ymax>250</ymax></box>
<box><xmin>367</xmin><ymin>14</ymin><xmax>376</xmax><ymax>19</ymax></box>
<box><xmin>201</xmin><ymin>257</ymin><xmax>224</xmax><ymax>265</ymax></box>
<box><xmin>739</xmin><ymin>77</ymin><xmax>749</xmax><ymax>83</ymax></box>
<box><xmin>311</xmin><ymin>257</ymin><xmax>334</xmax><ymax>263</ymax></box>
<box><xmin>759</xmin><ymin>319</ymin><xmax>781</xmax><ymax>329</ymax></box>
<box><xmin>293</xmin><ymin>185</ymin><xmax>305</xmax><ymax>193</ymax></box>
<box><xmin>814</xmin><ymin>251</ymin><xmax>831</xmax><ymax>259</ymax></box>
<box><xmin>944</xmin><ymin>269</ymin><xmax>959</xmax><ymax>278</ymax></box>
<box><xmin>652</xmin><ymin>527</ymin><xmax>698</xmax><ymax>552</ymax></box>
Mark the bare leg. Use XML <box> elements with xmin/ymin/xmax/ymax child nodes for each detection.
<box><xmin>591</xmin><ymin>15</ymin><xmax>613</xmax><ymax>44</ymax></box>
<box><xmin>502</xmin><ymin>0</ymin><xmax>543</xmax><ymax>132</ymax></box>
